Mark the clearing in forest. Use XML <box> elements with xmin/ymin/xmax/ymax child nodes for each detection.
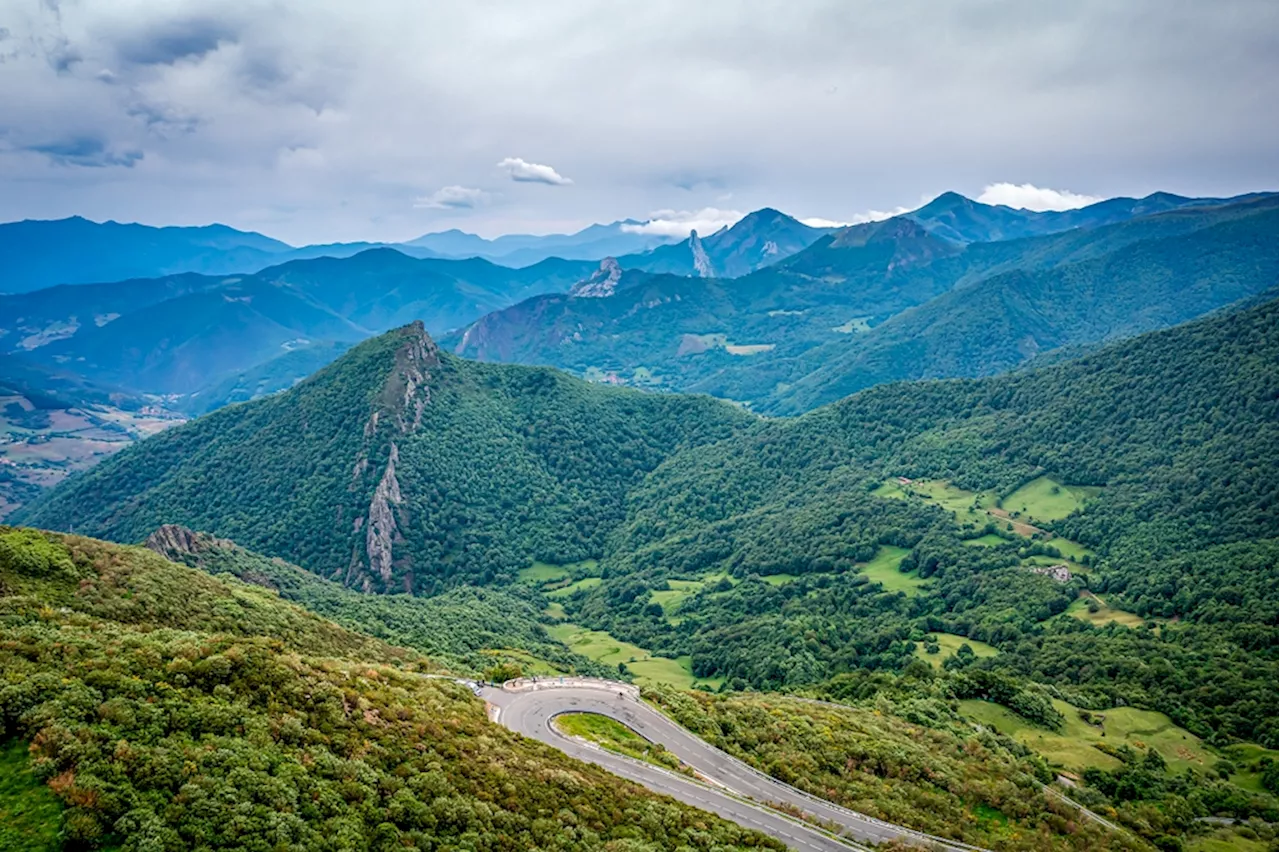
<box><xmin>546</xmin><ymin>623</ymin><xmax>721</xmax><ymax>690</ymax></box>
<box><xmin>960</xmin><ymin>697</ymin><xmax>1216</xmax><ymax>774</ymax></box>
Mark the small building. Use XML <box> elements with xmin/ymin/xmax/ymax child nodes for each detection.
<box><xmin>1029</xmin><ymin>563</ymin><xmax>1072</xmax><ymax>583</ymax></box>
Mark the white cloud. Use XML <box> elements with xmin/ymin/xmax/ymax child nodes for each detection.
<box><xmin>621</xmin><ymin>207</ymin><xmax>744</xmax><ymax>237</ymax></box>
<box><xmin>496</xmin><ymin>157</ymin><xmax>573</xmax><ymax>186</ymax></box>
<box><xmin>801</xmin><ymin>204</ymin><xmax>916</xmax><ymax>229</ymax></box>
<box><xmin>977</xmin><ymin>182</ymin><xmax>1102</xmax><ymax>211</ymax></box>
<box><xmin>414</xmin><ymin>185</ymin><xmax>491</xmax><ymax>209</ymax></box>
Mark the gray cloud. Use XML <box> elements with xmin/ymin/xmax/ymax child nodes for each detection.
<box><xmin>27</xmin><ymin>136</ymin><xmax>143</xmax><ymax>167</ymax></box>
<box><xmin>114</xmin><ymin>16</ymin><xmax>237</xmax><ymax>66</ymax></box>
<box><xmin>0</xmin><ymin>0</ymin><xmax>1273</xmax><ymax>244</ymax></box>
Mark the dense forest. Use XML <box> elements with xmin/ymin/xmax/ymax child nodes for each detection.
<box><xmin>19</xmin><ymin>322</ymin><xmax>752</xmax><ymax>594</ymax></box>
<box><xmin>0</xmin><ymin>526</ymin><xmax>782</xmax><ymax>851</ymax></box>
<box><xmin>145</xmin><ymin>524</ymin><xmax>614</xmax><ymax>678</ymax></box>
<box><xmin>568</xmin><ymin>301</ymin><xmax>1278</xmax><ymax>746</ymax></box>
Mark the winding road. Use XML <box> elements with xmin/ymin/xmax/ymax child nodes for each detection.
<box><xmin>481</xmin><ymin>679</ymin><xmax>985</xmax><ymax>852</ymax></box>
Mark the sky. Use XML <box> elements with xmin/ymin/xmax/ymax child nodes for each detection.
<box><xmin>0</xmin><ymin>0</ymin><xmax>1276</xmax><ymax>245</ymax></box>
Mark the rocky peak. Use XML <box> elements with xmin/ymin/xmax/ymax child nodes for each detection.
<box><xmin>375</xmin><ymin>321</ymin><xmax>440</xmax><ymax>434</ymax></box>
<box><xmin>690</xmin><ymin>230</ymin><xmax>714</xmax><ymax>277</ymax></box>
<box><xmin>569</xmin><ymin>257</ymin><xmax>624</xmax><ymax>298</ymax></box>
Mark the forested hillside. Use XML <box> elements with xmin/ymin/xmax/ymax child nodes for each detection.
<box><xmin>145</xmin><ymin>523</ymin><xmax>613</xmax><ymax>677</ymax></box>
<box><xmin>19</xmin><ymin>322</ymin><xmax>752</xmax><ymax>594</ymax></box>
<box><xmin>567</xmin><ymin>301</ymin><xmax>1278</xmax><ymax>745</ymax></box>
<box><xmin>0</xmin><ymin>525</ymin><xmax>781</xmax><ymax>851</ymax></box>
<box><xmin>450</xmin><ymin>195</ymin><xmax>1277</xmax><ymax>412</ymax></box>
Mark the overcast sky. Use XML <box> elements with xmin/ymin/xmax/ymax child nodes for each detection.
<box><xmin>1</xmin><ymin>0</ymin><xmax>1275</xmax><ymax>244</ymax></box>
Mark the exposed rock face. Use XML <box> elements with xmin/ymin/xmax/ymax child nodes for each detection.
<box><xmin>144</xmin><ymin>524</ymin><xmax>231</xmax><ymax>558</ymax></box>
<box><xmin>569</xmin><ymin>257</ymin><xmax>623</xmax><ymax>298</ymax></box>
<box><xmin>690</xmin><ymin>230</ymin><xmax>714</xmax><ymax>277</ymax></box>
<box><xmin>364</xmin><ymin>442</ymin><xmax>404</xmax><ymax>586</ymax></box>
<box><xmin>349</xmin><ymin>323</ymin><xmax>435</xmax><ymax>591</ymax></box>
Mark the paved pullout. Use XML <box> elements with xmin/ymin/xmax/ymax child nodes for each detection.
<box><xmin>481</xmin><ymin>680</ymin><xmax>984</xmax><ymax>852</ymax></box>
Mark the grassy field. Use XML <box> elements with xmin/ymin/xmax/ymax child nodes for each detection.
<box><xmin>1066</xmin><ymin>593</ymin><xmax>1147</xmax><ymax>628</ymax></box>
<box><xmin>546</xmin><ymin>576</ymin><xmax>603</xmax><ymax>599</ymax></box>
<box><xmin>553</xmin><ymin>713</ymin><xmax>690</xmax><ymax>774</ymax></box>
<box><xmin>874</xmin><ymin>478</ymin><xmax>1095</xmax><ymax>559</ymax></box>
<box><xmin>760</xmin><ymin>573</ymin><xmax>800</xmax><ymax>586</ymax></box>
<box><xmin>1186</xmin><ymin>827</ymin><xmax>1273</xmax><ymax>852</ymax></box>
<box><xmin>0</xmin><ymin>739</ymin><xmax>60</xmax><ymax>851</ymax></box>
<box><xmin>1002</xmin><ymin>476</ymin><xmax>1101</xmax><ymax>523</ymax></box>
<box><xmin>857</xmin><ymin>545</ymin><xmax>924</xmax><ymax>594</ymax></box>
<box><xmin>479</xmin><ymin>648</ymin><xmax>565</xmax><ymax>677</ymax></box>
<box><xmin>650</xmin><ymin>579</ymin><xmax>708</xmax><ymax>613</ymax></box>
<box><xmin>914</xmin><ymin>633</ymin><xmax>999</xmax><ymax>668</ymax></box>
<box><xmin>518</xmin><ymin>561</ymin><xmax>571</xmax><ymax>584</ymax></box>
<box><xmin>546</xmin><ymin>623</ymin><xmax>721</xmax><ymax>690</ymax></box>
<box><xmin>960</xmin><ymin>696</ymin><xmax>1216</xmax><ymax>774</ymax></box>
<box><xmin>1222</xmin><ymin>742</ymin><xmax>1280</xmax><ymax>792</ymax></box>
<box><xmin>519</xmin><ymin>558</ymin><xmax>600</xmax><ymax>585</ymax></box>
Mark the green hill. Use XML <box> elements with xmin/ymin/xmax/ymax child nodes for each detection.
<box><xmin>0</xmin><ymin>525</ymin><xmax>779</xmax><ymax>851</ymax></box>
<box><xmin>18</xmin><ymin>322</ymin><xmax>752</xmax><ymax>594</ymax></box>
<box><xmin>569</xmin><ymin>301</ymin><xmax>1278</xmax><ymax>745</ymax></box>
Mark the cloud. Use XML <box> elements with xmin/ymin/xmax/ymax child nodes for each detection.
<box><xmin>414</xmin><ymin>185</ymin><xmax>492</xmax><ymax>209</ymax></box>
<box><xmin>496</xmin><ymin>157</ymin><xmax>572</xmax><ymax>186</ymax></box>
<box><xmin>0</xmin><ymin>2</ymin><xmax>1273</xmax><ymax>244</ymax></box>
<box><xmin>113</xmin><ymin>16</ymin><xmax>238</xmax><ymax>67</ymax></box>
<box><xmin>26</xmin><ymin>136</ymin><xmax>143</xmax><ymax>168</ymax></box>
<box><xmin>801</xmin><ymin>206</ymin><xmax>913</xmax><ymax>229</ymax></box>
<box><xmin>622</xmin><ymin>207</ymin><xmax>744</xmax><ymax>237</ymax></box>
<box><xmin>977</xmin><ymin>182</ymin><xmax>1103</xmax><ymax>211</ymax></box>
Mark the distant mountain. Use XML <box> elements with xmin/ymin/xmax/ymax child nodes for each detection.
<box><xmin>18</xmin><ymin>322</ymin><xmax>752</xmax><ymax>594</ymax></box>
<box><xmin>0</xmin><ymin>216</ymin><xmax>289</xmax><ymax>293</ymax></box>
<box><xmin>449</xmin><ymin>194</ymin><xmax>1278</xmax><ymax>410</ymax></box>
<box><xmin>404</xmin><ymin>220</ymin><xmax>678</xmax><ymax>266</ymax></box>
<box><xmin>615</xmin><ymin>208</ymin><xmax>837</xmax><ymax>278</ymax></box>
<box><xmin>907</xmin><ymin>190</ymin><xmax>1270</xmax><ymax>244</ymax></box>
<box><xmin>178</xmin><ymin>340</ymin><xmax>354</xmax><ymax>415</ymax></box>
<box><xmin>721</xmin><ymin>194</ymin><xmax>1280</xmax><ymax>409</ymax></box>
<box><xmin>11</xmin><ymin>248</ymin><xmax>597</xmax><ymax>397</ymax></box>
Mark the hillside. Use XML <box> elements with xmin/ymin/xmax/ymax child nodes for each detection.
<box><xmin>0</xmin><ymin>525</ymin><xmax>779</xmax><ymax>851</ymax></box>
<box><xmin>761</xmin><ymin>200</ymin><xmax>1279</xmax><ymax>412</ymax></box>
<box><xmin>7</xmin><ymin>248</ymin><xmax>597</xmax><ymax>401</ymax></box>
<box><xmin>145</xmin><ymin>523</ymin><xmax>613</xmax><ymax>676</ymax></box>
<box><xmin>19</xmin><ymin>322</ymin><xmax>753</xmax><ymax>594</ymax></box>
<box><xmin>905</xmin><ymin>190</ymin><xmax>1265</xmax><ymax>244</ymax></box>
<box><xmin>567</xmin><ymin>301</ymin><xmax>1278</xmax><ymax>746</ymax></box>
<box><xmin>451</xmin><ymin>195</ymin><xmax>1277</xmax><ymax>408</ymax></box>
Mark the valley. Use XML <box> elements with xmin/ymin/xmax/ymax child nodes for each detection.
<box><xmin>1</xmin><ymin>195</ymin><xmax>1276</xmax><ymax>852</ymax></box>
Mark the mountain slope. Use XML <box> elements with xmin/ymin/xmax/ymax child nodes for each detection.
<box><xmin>31</xmin><ymin>278</ymin><xmax>369</xmax><ymax>394</ymax></box>
<box><xmin>765</xmin><ymin>201</ymin><xmax>1279</xmax><ymax>412</ymax></box>
<box><xmin>907</xmin><ymin>190</ymin><xmax>1271</xmax><ymax>244</ymax></box>
<box><xmin>19</xmin><ymin>322</ymin><xmax>753</xmax><ymax>594</ymax></box>
<box><xmin>404</xmin><ymin>219</ymin><xmax>678</xmax><ymax>265</ymax></box>
<box><xmin>0</xmin><ymin>216</ymin><xmax>296</xmax><ymax>293</ymax></box>
<box><xmin>10</xmin><ymin>249</ymin><xmax>598</xmax><ymax>399</ymax></box>
<box><xmin>573</xmin><ymin>300</ymin><xmax>1278</xmax><ymax>744</ymax></box>
<box><xmin>0</xmin><ymin>526</ymin><xmax>777</xmax><ymax>851</ymax></box>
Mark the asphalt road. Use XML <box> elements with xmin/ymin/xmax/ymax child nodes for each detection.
<box><xmin>482</xmin><ymin>682</ymin><xmax>983</xmax><ymax>852</ymax></box>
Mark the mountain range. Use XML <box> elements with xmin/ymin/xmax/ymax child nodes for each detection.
<box><xmin>450</xmin><ymin>192</ymin><xmax>1277</xmax><ymax>411</ymax></box>
<box><xmin>0</xmin><ymin>215</ymin><xmax>684</xmax><ymax>294</ymax></box>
